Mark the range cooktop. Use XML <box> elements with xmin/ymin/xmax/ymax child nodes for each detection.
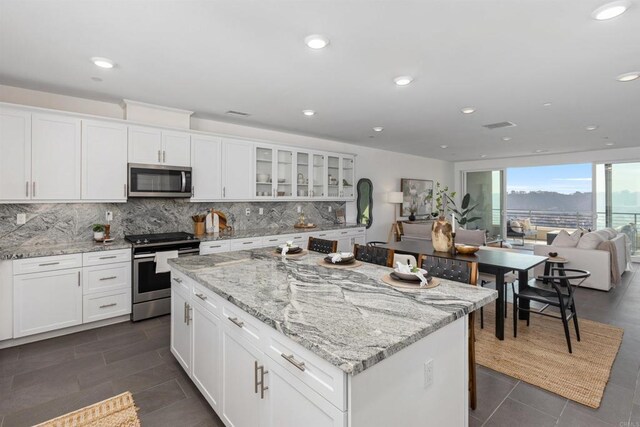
<box><xmin>124</xmin><ymin>232</ymin><xmax>197</xmax><ymax>245</ymax></box>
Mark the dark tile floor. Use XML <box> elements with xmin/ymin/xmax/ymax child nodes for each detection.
<box><xmin>0</xmin><ymin>264</ymin><xmax>638</xmax><ymax>427</ymax></box>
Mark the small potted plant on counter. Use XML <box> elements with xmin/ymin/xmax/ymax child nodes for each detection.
<box><xmin>92</xmin><ymin>224</ymin><xmax>105</xmax><ymax>242</ymax></box>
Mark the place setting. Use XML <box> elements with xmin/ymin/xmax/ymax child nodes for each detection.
<box><xmin>382</xmin><ymin>261</ymin><xmax>440</xmax><ymax>290</ymax></box>
<box><xmin>274</xmin><ymin>241</ymin><xmax>308</xmax><ymax>258</ymax></box>
<box><xmin>316</xmin><ymin>251</ymin><xmax>363</xmax><ymax>268</ymax></box>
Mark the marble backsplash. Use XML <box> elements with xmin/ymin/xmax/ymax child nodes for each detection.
<box><xmin>0</xmin><ymin>200</ymin><xmax>345</xmax><ymax>247</ymax></box>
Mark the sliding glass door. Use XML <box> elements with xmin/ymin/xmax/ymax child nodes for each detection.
<box><xmin>596</xmin><ymin>162</ymin><xmax>640</xmax><ymax>261</ymax></box>
<box><xmin>463</xmin><ymin>170</ymin><xmax>505</xmax><ymax>240</ymax></box>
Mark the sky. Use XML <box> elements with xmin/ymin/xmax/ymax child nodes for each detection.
<box><xmin>507</xmin><ymin>163</ymin><xmax>592</xmax><ymax>194</ymax></box>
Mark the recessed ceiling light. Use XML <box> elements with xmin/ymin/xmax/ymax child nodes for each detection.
<box><xmin>480</xmin><ymin>154</ymin><xmax>487</xmax><ymax>158</ymax></box>
<box><xmin>302</xmin><ymin>110</ymin><xmax>316</xmax><ymax>116</ymax></box>
<box><xmin>91</xmin><ymin>57</ymin><xmax>114</xmax><ymax>69</ymax></box>
<box><xmin>616</xmin><ymin>71</ymin><xmax>640</xmax><ymax>82</ymax></box>
<box><xmin>304</xmin><ymin>34</ymin><xmax>329</xmax><ymax>49</ymax></box>
<box><xmin>543</xmin><ymin>102</ymin><xmax>552</xmax><ymax>107</ymax></box>
<box><xmin>502</xmin><ymin>136</ymin><xmax>512</xmax><ymax>141</ymax></box>
<box><xmin>460</xmin><ymin>107</ymin><xmax>476</xmax><ymax>114</ymax></box>
<box><xmin>586</xmin><ymin>125</ymin><xmax>599</xmax><ymax>131</ymax></box>
<box><xmin>393</xmin><ymin>76</ymin><xmax>413</xmax><ymax>86</ymax></box>
<box><xmin>606</xmin><ymin>142</ymin><xmax>615</xmax><ymax>146</ymax></box>
<box><xmin>440</xmin><ymin>145</ymin><xmax>448</xmax><ymax>149</ymax></box>
<box><xmin>591</xmin><ymin>1</ymin><xmax>630</xmax><ymax>20</ymax></box>
<box><xmin>372</xmin><ymin>127</ymin><xmax>384</xmax><ymax>132</ymax></box>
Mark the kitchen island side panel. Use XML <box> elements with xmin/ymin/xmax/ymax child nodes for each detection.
<box><xmin>348</xmin><ymin>316</ymin><xmax>468</xmax><ymax>427</ymax></box>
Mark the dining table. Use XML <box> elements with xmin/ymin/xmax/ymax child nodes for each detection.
<box><xmin>380</xmin><ymin>239</ymin><xmax>548</xmax><ymax>340</ymax></box>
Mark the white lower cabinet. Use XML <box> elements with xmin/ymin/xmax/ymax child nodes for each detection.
<box><xmin>13</xmin><ymin>267</ymin><xmax>83</xmax><ymax>337</ymax></box>
<box><xmin>83</xmin><ymin>289</ymin><xmax>130</xmax><ymax>323</ymax></box>
<box><xmin>172</xmin><ymin>272</ymin><xmax>347</xmax><ymax>427</ymax></box>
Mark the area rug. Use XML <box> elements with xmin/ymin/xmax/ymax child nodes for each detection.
<box><xmin>475</xmin><ymin>303</ymin><xmax>623</xmax><ymax>409</ymax></box>
<box><xmin>35</xmin><ymin>391</ymin><xmax>140</xmax><ymax>427</ymax></box>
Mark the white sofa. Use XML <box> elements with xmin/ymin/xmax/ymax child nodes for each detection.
<box><xmin>533</xmin><ymin>232</ymin><xmax>628</xmax><ymax>291</ymax></box>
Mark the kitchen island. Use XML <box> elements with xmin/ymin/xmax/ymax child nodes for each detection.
<box><xmin>169</xmin><ymin>248</ymin><xmax>496</xmax><ymax>427</ymax></box>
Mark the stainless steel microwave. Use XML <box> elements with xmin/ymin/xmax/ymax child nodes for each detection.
<box><xmin>128</xmin><ymin>164</ymin><xmax>192</xmax><ymax>198</ymax></box>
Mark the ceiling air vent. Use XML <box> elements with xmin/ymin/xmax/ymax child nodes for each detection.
<box><xmin>225</xmin><ymin>110</ymin><xmax>251</xmax><ymax>117</ymax></box>
<box><xmin>482</xmin><ymin>121</ymin><xmax>516</xmax><ymax>130</ymax></box>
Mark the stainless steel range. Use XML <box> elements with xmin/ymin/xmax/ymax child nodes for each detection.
<box><xmin>125</xmin><ymin>232</ymin><xmax>200</xmax><ymax>321</ymax></box>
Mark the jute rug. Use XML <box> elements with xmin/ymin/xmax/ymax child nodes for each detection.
<box><xmin>35</xmin><ymin>391</ymin><xmax>140</xmax><ymax>427</ymax></box>
<box><xmin>475</xmin><ymin>303</ymin><xmax>623</xmax><ymax>409</ymax></box>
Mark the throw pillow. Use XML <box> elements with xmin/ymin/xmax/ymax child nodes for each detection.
<box><xmin>522</xmin><ymin>218</ymin><xmax>532</xmax><ymax>231</ymax></box>
<box><xmin>510</xmin><ymin>220</ymin><xmax>523</xmax><ymax>233</ymax></box>
<box><xmin>577</xmin><ymin>231</ymin><xmax>605</xmax><ymax>249</ymax></box>
<box><xmin>552</xmin><ymin>229</ymin><xmax>580</xmax><ymax>247</ymax></box>
<box><xmin>594</xmin><ymin>229</ymin><xmax>610</xmax><ymax>241</ymax></box>
<box><xmin>604</xmin><ymin>228</ymin><xmax>618</xmax><ymax>239</ymax></box>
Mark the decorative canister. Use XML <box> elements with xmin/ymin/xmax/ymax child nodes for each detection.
<box><xmin>431</xmin><ymin>216</ymin><xmax>453</xmax><ymax>252</ymax></box>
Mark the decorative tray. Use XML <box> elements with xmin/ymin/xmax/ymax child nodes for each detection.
<box><xmin>294</xmin><ymin>223</ymin><xmax>317</xmax><ymax>229</ymax></box>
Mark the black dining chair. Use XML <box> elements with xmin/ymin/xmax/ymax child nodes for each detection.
<box><xmin>353</xmin><ymin>244</ymin><xmax>394</xmax><ymax>267</ymax></box>
<box><xmin>418</xmin><ymin>254</ymin><xmax>479</xmax><ymax>410</ymax></box>
<box><xmin>307</xmin><ymin>237</ymin><xmax>338</xmax><ymax>254</ymax></box>
<box><xmin>512</xmin><ymin>268</ymin><xmax>590</xmax><ymax>353</ymax></box>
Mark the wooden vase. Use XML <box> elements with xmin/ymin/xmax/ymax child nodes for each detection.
<box><xmin>431</xmin><ymin>216</ymin><xmax>453</xmax><ymax>252</ymax></box>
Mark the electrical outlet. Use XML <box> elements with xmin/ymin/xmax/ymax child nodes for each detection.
<box><xmin>105</xmin><ymin>211</ymin><xmax>113</xmax><ymax>222</ymax></box>
<box><xmin>328</xmin><ymin>206</ymin><xmax>332</xmax><ymax>212</ymax></box>
<box><xmin>245</xmin><ymin>208</ymin><xmax>251</xmax><ymax>216</ymax></box>
<box><xmin>297</xmin><ymin>206</ymin><xmax>301</xmax><ymax>213</ymax></box>
<box><xmin>424</xmin><ymin>359</ymin><xmax>434</xmax><ymax>388</ymax></box>
<box><xmin>259</xmin><ymin>208</ymin><xmax>264</xmax><ymax>215</ymax></box>
<box><xmin>16</xmin><ymin>213</ymin><xmax>26</xmax><ymax>225</ymax></box>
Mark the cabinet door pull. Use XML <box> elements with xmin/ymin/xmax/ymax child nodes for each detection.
<box><xmin>254</xmin><ymin>361</ymin><xmax>269</xmax><ymax>398</ymax></box>
<box><xmin>78</xmin><ymin>271</ymin><xmax>81</xmax><ymax>287</ymax></box>
<box><xmin>195</xmin><ymin>293</ymin><xmax>207</xmax><ymax>300</ymax></box>
<box><xmin>26</xmin><ymin>181</ymin><xmax>29</xmax><ymax>197</ymax></box>
<box><xmin>124</xmin><ymin>184</ymin><xmax>127</xmax><ymax>197</ymax></box>
<box><xmin>186</xmin><ymin>303</ymin><xmax>192</xmax><ymax>325</ymax></box>
<box><xmin>173</xmin><ymin>277</ymin><xmax>182</xmax><ymax>283</ymax></box>
<box><xmin>184</xmin><ymin>301</ymin><xmax>188</xmax><ymax>324</ymax></box>
<box><xmin>158</xmin><ymin>150</ymin><xmax>162</xmax><ymax>162</ymax></box>
<box><xmin>99</xmin><ymin>276</ymin><xmax>117</xmax><ymax>281</ymax></box>
<box><xmin>99</xmin><ymin>303</ymin><xmax>117</xmax><ymax>309</ymax></box>
<box><xmin>38</xmin><ymin>261</ymin><xmax>60</xmax><ymax>267</ymax></box>
<box><xmin>99</xmin><ymin>255</ymin><xmax>117</xmax><ymax>260</ymax></box>
<box><xmin>32</xmin><ymin>181</ymin><xmax>36</xmax><ymax>198</ymax></box>
<box><xmin>281</xmin><ymin>353</ymin><xmax>306</xmax><ymax>371</ymax></box>
<box><xmin>191</xmin><ymin>186</ymin><xmax>195</xmax><ymax>197</ymax></box>
<box><xmin>228</xmin><ymin>317</ymin><xmax>244</xmax><ymax>328</ymax></box>
<box><xmin>163</xmin><ymin>150</ymin><xmax>166</xmax><ymax>163</ymax></box>
<box><xmin>223</xmin><ymin>186</ymin><xmax>226</xmax><ymax>197</ymax></box>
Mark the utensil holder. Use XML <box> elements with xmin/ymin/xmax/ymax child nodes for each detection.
<box><xmin>194</xmin><ymin>222</ymin><xmax>205</xmax><ymax>236</ymax></box>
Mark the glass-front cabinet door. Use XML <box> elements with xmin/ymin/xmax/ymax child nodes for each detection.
<box><xmin>275</xmin><ymin>149</ymin><xmax>293</xmax><ymax>198</ymax></box>
<box><xmin>340</xmin><ymin>156</ymin><xmax>355</xmax><ymax>199</ymax></box>
<box><xmin>295</xmin><ymin>152</ymin><xmax>310</xmax><ymax>198</ymax></box>
<box><xmin>255</xmin><ymin>146</ymin><xmax>273</xmax><ymax>198</ymax></box>
<box><xmin>311</xmin><ymin>154</ymin><xmax>325</xmax><ymax>198</ymax></box>
<box><xmin>327</xmin><ymin>155</ymin><xmax>340</xmax><ymax>198</ymax></box>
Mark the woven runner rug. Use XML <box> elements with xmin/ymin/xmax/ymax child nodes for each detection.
<box><xmin>475</xmin><ymin>303</ymin><xmax>623</xmax><ymax>408</ymax></box>
<box><xmin>34</xmin><ymin>391</ymin><xmax>140</xmax><ymax>427</ymax></box>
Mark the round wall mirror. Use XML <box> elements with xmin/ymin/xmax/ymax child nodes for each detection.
<box><xmin>356</xmin><ymin>178</ymin><xmax>373</xmax><ymax>229</ymax></box>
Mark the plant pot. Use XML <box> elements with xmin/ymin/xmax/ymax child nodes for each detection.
<box><xmin>93</xmin><ymin>231</ymin><xmax>105</xmax><ymax>242</ymax></box>
<box><xmin>431</xmin><ymin>216</ymin><xmax>453</xmax><ymax>252</ymax></box>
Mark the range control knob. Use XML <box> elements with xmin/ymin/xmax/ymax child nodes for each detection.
<box><xmin>143</xmin><ymin>239</ymin><xmax>149</xmax><ymax>244</ymax></box>
<box><xmin>135</xmin><ymin>240</ymin><xmax>142</xmax><ymax>244</ymax></box>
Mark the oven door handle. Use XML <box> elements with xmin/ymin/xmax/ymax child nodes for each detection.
<box><xmin>134</xmin><ymin>248</ymin><xmax>200</xmax><ymax>259</ymax></box>
<box><xmin>181</xmin><ymin>171</ymin><xmax>187</xmax><ymax>193</ymax></box>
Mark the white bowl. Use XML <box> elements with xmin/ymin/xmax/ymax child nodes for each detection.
<box><xmin>393</xmin><ymin>268</ymin><xmax>428</xmax><ymax>281</ymax></box>
<box><xmin>257</xmin><ymin>173</ymin><xmax>269</xmax><ymax>182</ymax></box>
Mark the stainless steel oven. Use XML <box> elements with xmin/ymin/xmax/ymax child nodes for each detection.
<box><xmin>127</xmin><ymin>232</ymin><xmax>200</xmax><ymax>321</ymax></box>
<box><xmin>128</xmin><ymin>163</ymin><xmax>192</xmax><ymax>198</ymax></box>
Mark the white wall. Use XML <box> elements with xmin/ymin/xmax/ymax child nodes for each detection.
<box><xmin>0</xmin><ymin>84</ymin><xmax>454</xmax><ymax>242</ymax></box>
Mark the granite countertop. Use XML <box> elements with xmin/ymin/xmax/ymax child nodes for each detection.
<box><xmin>197</xmin><ymin>223</ymin><xmax>363</xmax><ymax>242</ymax></box>
<box><xmin>169</xmin><ymin>248</ymin><xmax>497</xmax><ymax>375</ymax></box>
<box><xmin>0</xmin><ymin>240</ymin><xmax>132</xmax><ymax>261</ymax></box>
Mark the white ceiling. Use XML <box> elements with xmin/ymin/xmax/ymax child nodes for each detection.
<box><xmin>1</xmin><ymin>0</ymin><xmax>639</xmax><ymax>161</ymax></box>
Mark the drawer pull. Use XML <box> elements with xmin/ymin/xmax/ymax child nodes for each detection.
<box><xmin>39</xmin><ymin>261</ymin><xmax>60</xmax><ymax>267</ymax></box>
<box><xmin>99</xmin><ymin>303</ymin><xmax>117</xmax><ymax>309</ymax></box>
<box><xmin>228</xmin><ymin>317</ymin><xmax>245</xmax><ymax>328</ymax></box>
<box><xmin>242</xmin><ymin>241</ymin><xmax>253</xmax><ymax>245</ymax></box>
<box><xmin>173</xmin><ymin>277</ymin><xmax>182</xmax><ymax>283</ymax></box>
<box><xmin>195</xmin><ymin>293</ymin><xmax>207</xmax><ymax>300</ymax></box>
<box><xmin>268</xmin><ymin>238</ymin><xmax>277</xmax><ymax>242</ymax></box>
<box><xmin>341</xmin><ymin>231</ymin><xmax>348</xmax><ymax>234</ymax></box>
<box><xmin>281</xmin><ymin>353</ymin><xmax>306</xmax><ymax>371</ymax></box>
<box><xmin>99</xmin><ymin>255</ymin><xmax>117</xmax><ymax>260</ymax></box>
<box><xmin>99</xmin><ymin>276</ymin><xmax>117</xmax><ymax>281</ymax></box>
<box><xmin>208</xmin><ymin>245</ymin><xmax>221</xmax><ymax>248</ymax></box>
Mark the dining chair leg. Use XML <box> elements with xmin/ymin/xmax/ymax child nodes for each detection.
<box><xmin>480</xmin><ymin>307</ymin><xmax>484</xmax><ymax>329</ymax></box>
<box><xmin>504</xmin><ymin>282</ymin><xmax>508</xmax><ymax>319</ymax></box>
<box><xmin>559</xmin><ymin>301</ymin><xmax>573</xmax><ymax>353</ymax></box>
<box><xmin>468</xmin><ymin>312</ymin><xmax>477</xmax><ymax>410</ymax></box>
<box><xmin>512</xmin><ymin>294</ymin><xmax>518</xmax><ymax>338</ymax></box>
<box><xmin>571</xmin><ymin>304</ymin><xmax>581</xmax><ymax>342</ymax></box>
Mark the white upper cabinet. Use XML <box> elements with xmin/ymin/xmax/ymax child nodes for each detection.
<box><xmin>340</xmin><ymin>156</ymin><xmax>355</xmax><ymax>199</ymax></box>
<box><xmin>82</xmin><ymin>120</ymin><xmax>128</xmax><ymax>201</ymax></box>
<box><xmin>191</xmin><ymin>135</ymin><xmax>222</xmax><ymax>200</ymax></box>
<box><xmin>221</xmin><ymin>138</ymin><xmax>254</xmax><ymax>200</ymax></box>
<box><xmin>31</xmin><ymin>114</ymin><xmax>81</xmax><ymax>200</ymax></box>
<box><xmin>0</xmin><ymin>108</ymin><xmax>31</xmax><ymax>201</ymax></box>
<box><xmin>162</xmin><ymin>131</ymin><xmax>191</xmax><ymax>167</ymax></box>
<box><xmin>129</xmin><ymin>126</ymin><xmax>190</xmax><ymax>166</ymax></box>
<box><xmin>311</xmin><ymin>153</ymin><xmax>326</xmax><ymax>198</ymax></box>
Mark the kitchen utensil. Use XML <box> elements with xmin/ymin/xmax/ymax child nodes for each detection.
<box><xmin>454</xmin><ymin>244</ymin><xmax>480</xmax><ymax>255</ymax></box>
